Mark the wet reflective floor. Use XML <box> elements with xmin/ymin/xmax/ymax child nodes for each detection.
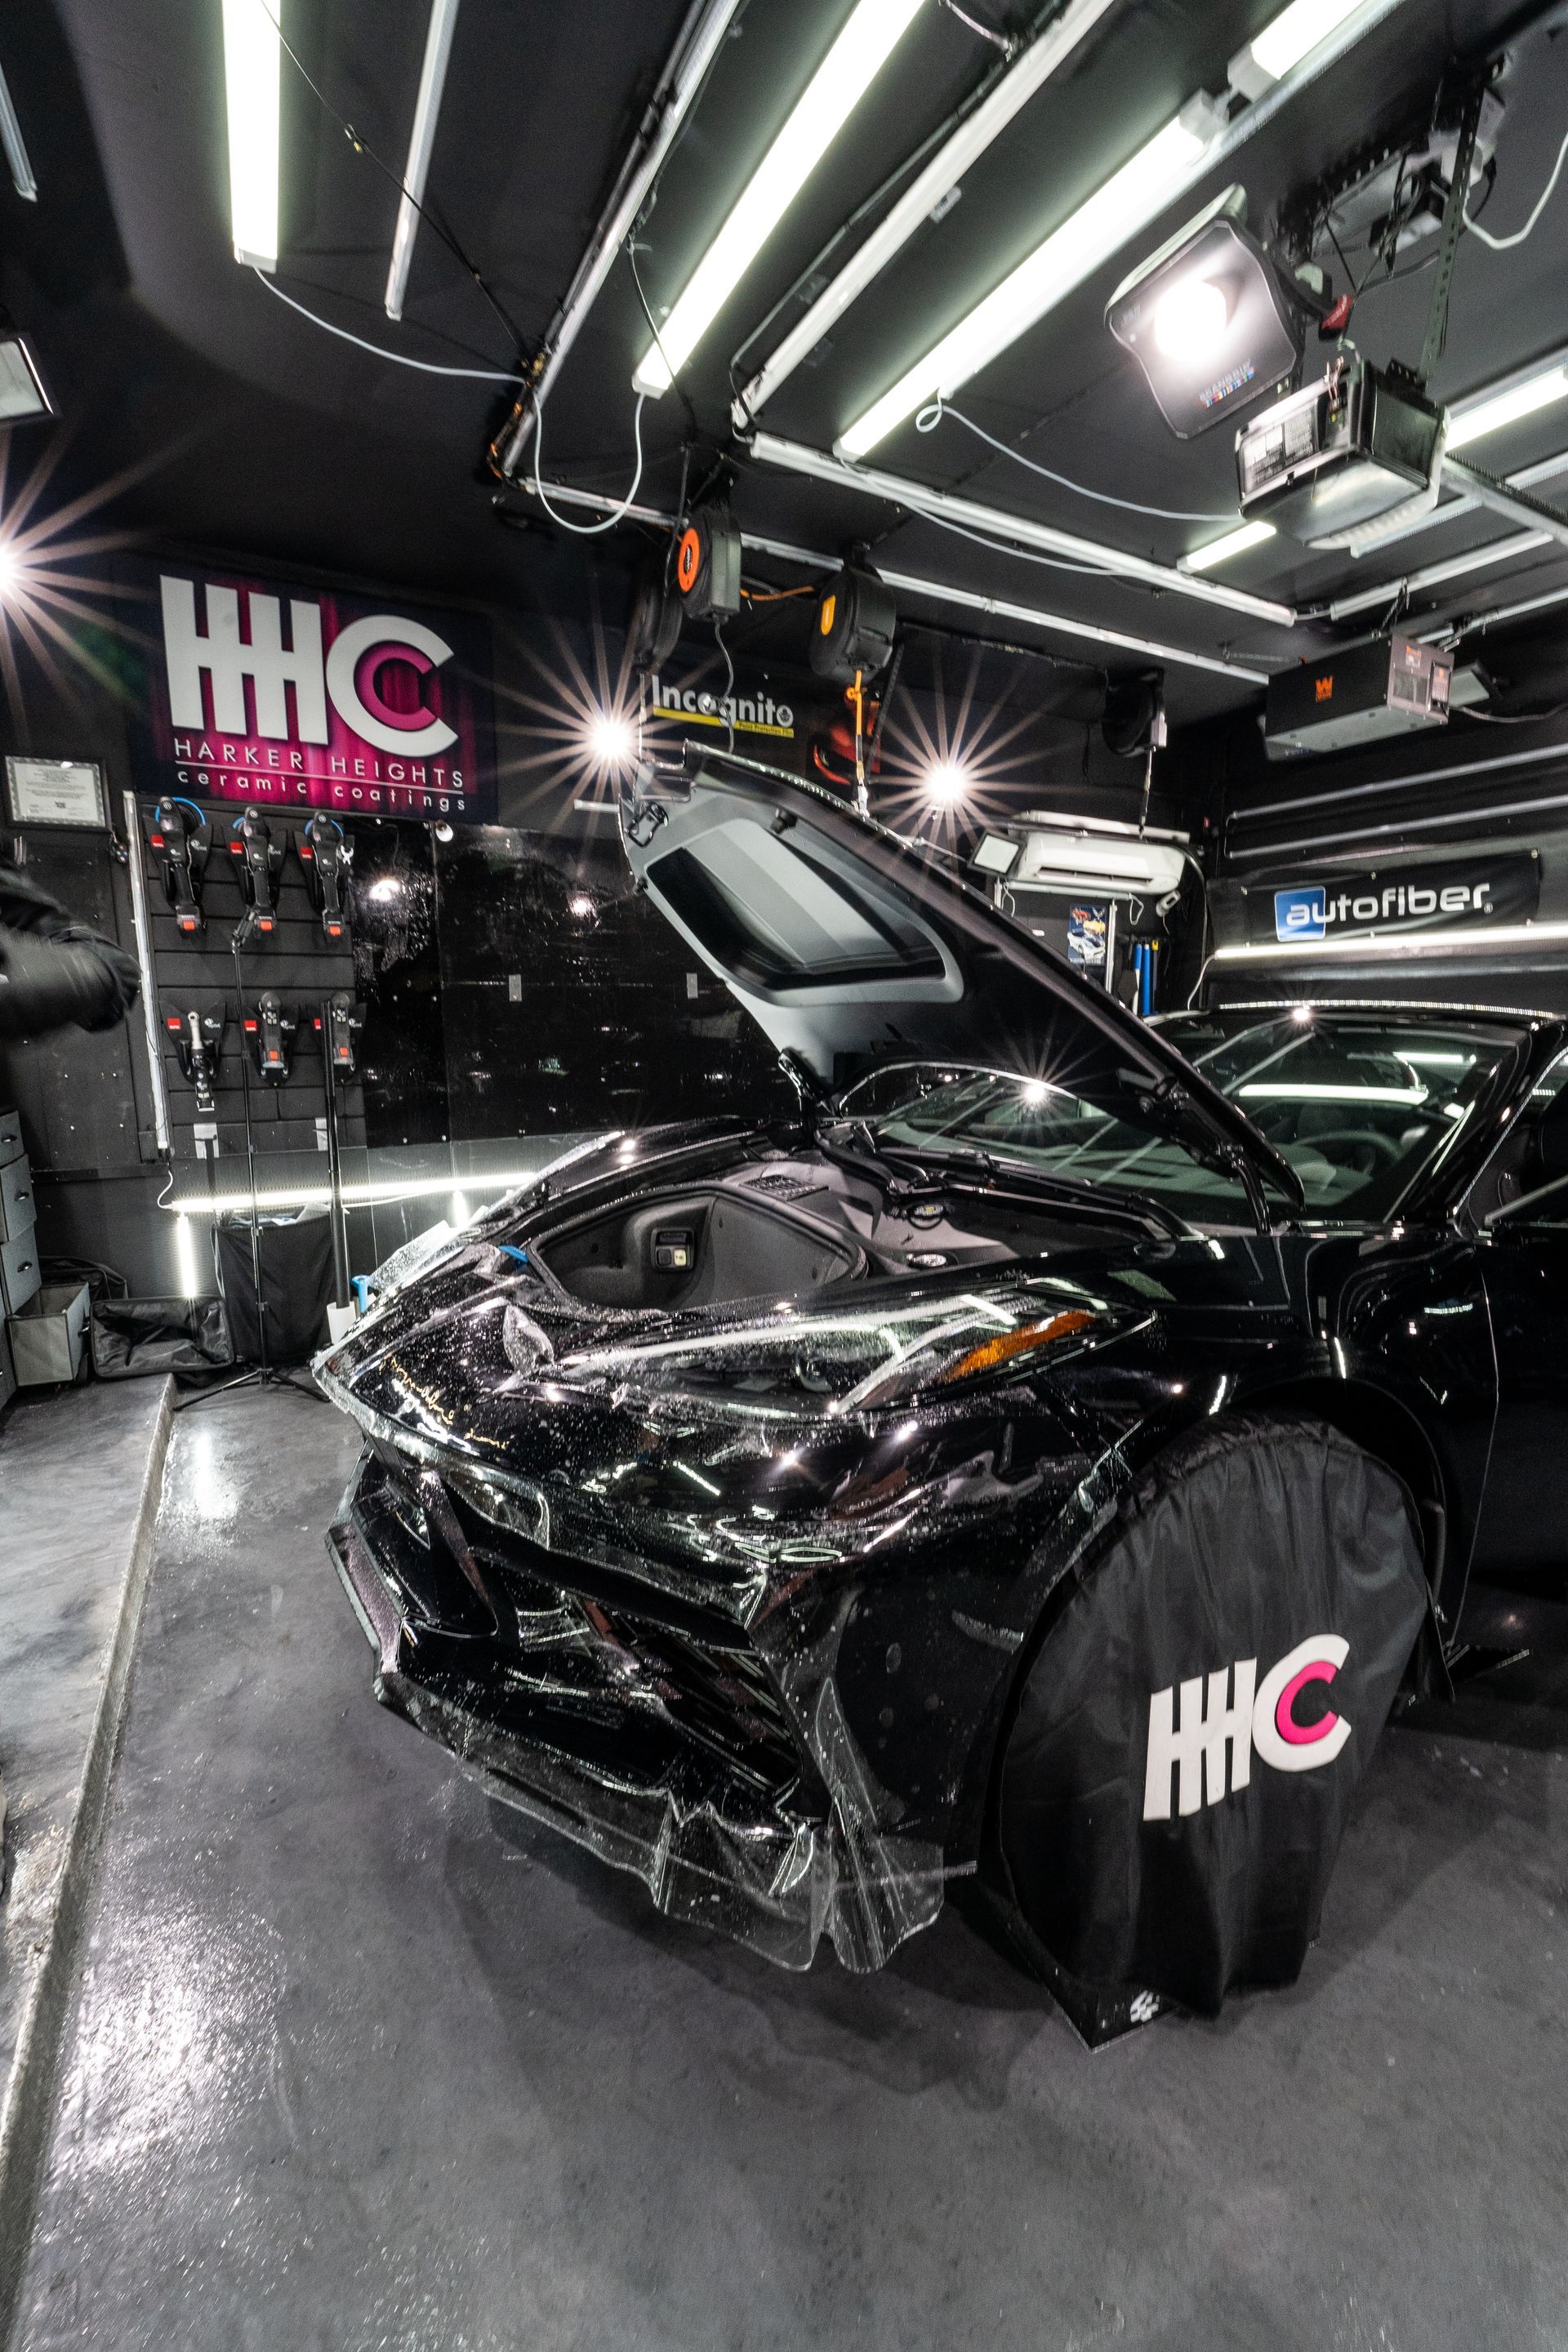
<box><xmin>14</xmin><ymin>1388</ymin><xmax>1568</xmax><ymax>2351</ymax></box>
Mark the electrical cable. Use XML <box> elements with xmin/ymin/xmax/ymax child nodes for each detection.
<box><xmin>529</xmin><ymin>390</ymin><xmax>648</xmax><ymax>534</ymax></box>
<box><xmin>627</xmin><ymin>233</ymin><xmax>702</xmax><ymax>438</ymax></box>
<box><xmin>1456</xmin><ymin>700</ymin><xmax>1568</xmax><ymax>724</ymax></box>
<box><xmin>915</xmin><ymin>398</ymin><xmax>1239</xmax><ymax>523</ymax></box>
<box><xmin>253</xmin><ymin>267</ymin><xmax>528</xmax><ymax>379</ymax></box>
<box><xmin>714</xmin><ymin>617</ymin><xmax>736</xmax><ymax>752</ymax></box>
<box><xmin>256</xmin><ymin>0</ymin><xmax>523</xmax><ymax>345</ymax></box>
<box><xmin>884</xmin><ymin>488</ymin><xmax>1137</xmax><ymax>577</ymax></box>
<box><xmin>1465</xmin><ymin>122</ymin><xmax>1568</xmax><ymax>249</ymax></box>
<box><xmin>935</xmin><ymin>0</ymin><xmax>1013</xmax><ymax>54</ymax></box>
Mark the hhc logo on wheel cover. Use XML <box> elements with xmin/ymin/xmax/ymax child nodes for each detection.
<box><xmin>1143</xmin><ymin>1636</ymin><xmax>1351</xmax><ymax>1822</ymax></box>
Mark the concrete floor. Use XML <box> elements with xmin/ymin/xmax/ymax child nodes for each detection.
<box><xmin>11</xmin><ymin>1388</ymin><xmax>1568</xmax><ymax>2352</ymax></box>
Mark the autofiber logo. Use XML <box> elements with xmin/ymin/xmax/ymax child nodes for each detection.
<box><xmin>1274</xmin><ymin>885</ymin><xmax>1325</xmax><ymax>942</ymax></box>
<box><xmin>1143</xmin><ymin>1636</ymin><xmax>1351</xmax><ymax>1821</ymax></box>
<box><xmin>1267</xmin><ymin>865</ymin><xmax>1526</xmax><ymax>945</ymax></box>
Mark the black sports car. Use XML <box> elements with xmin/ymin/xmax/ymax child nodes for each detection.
<box><xmin>319</xmin><ymin>753</ymin><xmax>1568</xmax><ymax>2035</ymax></box>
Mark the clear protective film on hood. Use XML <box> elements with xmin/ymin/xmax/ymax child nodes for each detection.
<box><xmin>617</xmin><ymin>749</ymin><xmax>1301</xmax><ymax>1215</ymax></box>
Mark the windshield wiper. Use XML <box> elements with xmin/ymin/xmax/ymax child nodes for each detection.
<box><xmin>854</xmin><ymin>1130</ymin><xmax>1198</xmax><ymax>1242</ymax></box>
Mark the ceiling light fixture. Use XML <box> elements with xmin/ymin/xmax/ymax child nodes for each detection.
<box><xmin>1446</xmin><ymin>363</ymin><xmax>1568</xmax><ymax>452</ymax></box>
<box><xmin>926</xmin><ymin>760</ymin><xmax>971</xmax><ymax>801</ymax></box>
<box><xmin>634</xmin><ymin>0</ymin><xmax>924</xmax><ymax>398</ymax></box>
<box><xmin>588</xmin><ymin>711</ymin><xmax>638</xmax><ymax>770</ymax></box>
<box><xmin>385</xmin><ymin>0</ymin><xmax>462</xmax><ymax>321</ymax></box>
<box><xmin>0</xmin><ymin>335</ymin><xmax>48</xmax><ymax>425</ymax></box>
<box><xmin>750</xmin><ymin>430</ymin><xmax>1297</xmax><ymax>624</ymax></box>
<box><xmin>835</xmin><ymin>0</ymin><xmax>1401</xmax><ymax>460</ymax></box>
<box><xmin>1180</xmin><ymin>519</ymin><xmax>1276</xmax><ymax>572</ymax></box>
<box><xmin>1107</xmin><ymin>187</ymin><xmax>1307</xmax><ymax>439</ymax></box>
<box><xmin>1227</xmin><ymin>0</ymin><xmax>1371</xmax><ymax>96</ymax></box>
<box><xmin>731</xmin><ymin>0</ymin><xmax>1119</xmax><ymax>428</ymax></box>
<box><xmin>0</xmin><ymin>61</ymin><xmax>38</xmax><ymax>203</ymax></box>
<box><xmin>222</xmin><ymin>0</ymin><xmax>281</xmax><ymax>270</ymax></box>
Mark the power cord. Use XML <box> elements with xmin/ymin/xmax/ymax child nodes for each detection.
<box><xmin>1465</xmin><ymin>122</ymin><xmax>1568</xmax><ymax>249</ymax></box>
<box><xmin>252</xmin><ymin>267</ymin><xmax>527</xmax><ymax>380</ymax></box>
<box><xmin>915</xmin><ymin>397</ymin><xmax>1239</xmax><ymax>523</ymax></box>
<box><xmin>530</xmin><ymin>390</ymin><xmax>649</xmax><ymax>535</ymax></box>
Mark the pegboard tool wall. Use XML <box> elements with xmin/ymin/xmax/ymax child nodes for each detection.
<box><xmin>143</xmin><ymin>803</ymin><xmax>366</xmax><ymax>1163</ymax></box>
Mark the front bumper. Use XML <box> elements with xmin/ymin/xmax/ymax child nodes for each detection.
<box><xmin>327</xmin><ymin>1450</ymin><xmax>949</xmax><ymax>1971</ymax></box>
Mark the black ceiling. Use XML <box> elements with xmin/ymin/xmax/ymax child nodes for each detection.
<box><xmin>7</xmin><ymin>0</ymin><xmax>1568</xmax><ymax>733</ymax></box>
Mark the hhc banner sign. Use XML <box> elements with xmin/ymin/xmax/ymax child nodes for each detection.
<box><xmin>124</xmin><ymin>559</ymin><xmax>497</xmax><ymax>822</ymax></box>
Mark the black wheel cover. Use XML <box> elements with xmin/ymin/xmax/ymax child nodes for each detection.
<box><xmin>997</xmin><ymin>1412</ymin><xmax>1428</xmax><ymax>2016</ymax></box>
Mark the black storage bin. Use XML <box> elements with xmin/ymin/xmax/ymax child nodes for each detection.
<box><xmin>215</xmin><ymin>1213</ymin><xmax>334</xmax><ymax>1364</ymax></box>
<box><xmin>90</xmin><ymin>1297</ymin><xmax>234</xmax><ymax>1381</ymax></box>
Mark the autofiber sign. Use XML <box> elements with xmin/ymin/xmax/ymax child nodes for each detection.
<box><xmin>1247</xmin><ymin>853</ymin><xmax>1540</xmax><ymax>947</ymax></box>
<box><xmin>126</xmin><ymin>561</ymin><xmax>497</xmax><ymax>822</ymax></box>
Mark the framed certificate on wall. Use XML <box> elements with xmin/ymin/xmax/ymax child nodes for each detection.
<box><xmin>3</xmin><ymin>756</ymin><xmax>109</xmax><ymax>829</ymax></box>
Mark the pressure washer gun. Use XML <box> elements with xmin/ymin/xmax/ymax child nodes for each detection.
<box><xmin>228</xmin><ymin>806</ymin><xmax>284</xmax><ymax>940</ymax></box>
<box><xmin>296</xmin><ymin>813</ymin><xmax>353</xmax><ymax>944</ymax></box>
<box><xmin>244</xmin><ymin>991</ymin><xmax>296</xmax><ymax>1084</ymax></box>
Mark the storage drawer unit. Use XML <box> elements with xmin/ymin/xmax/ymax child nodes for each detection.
<box><xmin>0</xmin><ymin>1152</ymin><xmax>35</xmax><ymax>1243</ymax></box>
<box><xmin>1</xmin><ymin>1226</ymin><xmax>42</xmax><ymax>1315</ymax></box>
<box><xmin>0</xmin><ymin>1106</ymin><xmax>21</xmax><ymax>1167</ymax></box>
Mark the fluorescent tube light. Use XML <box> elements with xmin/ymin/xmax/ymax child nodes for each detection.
<box><xmin>1217</xmin><ymin>920</ymin><xmax>1568</xmax><ymax>963</ymax></box>
<box><xmin>733</xmin><ymin>0</ymin><xmax>1119</xmax><ymax>426</ymax></box>
<box><xmin>1446</xmin><ymin>365</ymin><xmax>1568</xmax><ymax>452</ymax></box>
<box><xmin>751</xmin><ymin>430</ymin><xmax>1297</xmax><ymax>622</ymax></box>
<box><xmin>385</xmin><ymin>0</ymin><xmax>462</xmax><ymax>321</ymax></box>
<box><xmin>175</xmin><ymin>1214</ymin><xmax>201</xmax><ymax>1299</ymax></box>
<box><xmin>1231</xmin><ymin>0</ymin><xmax>1369</xmax><ymax>91</ymax></box>
<box><xmin>0</xmin><ymin>335</ymin><xmax>50</xmax><ymax>424</ymax></box>
<box><xmin>222</xmin><ymin>0</ymin><xmax>281</xmax><ymax>270</ymax></box>
<box><xmin>839</xmin><ymin>106</ymin><xmax>1215</xmax><ymax>457</ymax></box>
<box><xmin>838</xmin><ymin>0</ymin><xmax>1399</xmax><ymax>460</ymax></box>
<box><xmin>1180</xmin><ymin>519</ymin><xmax>1276</xmax><ymax>572</ymax></box>
<box><xmin>634</xmin><ymin>0</ymin><xmax>924</xmax><ymax>397</ymax></box>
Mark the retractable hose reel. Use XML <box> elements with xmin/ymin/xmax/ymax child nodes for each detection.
<box><xmin>674</xmin><ymin>505</ymin><xmax>743</xmax><ymax>621</ymax></box>
<box><xmin>1102</xmin><ymin>669</ymin><xmax>1168</xmax><ymax>834</ymax></box>
<box><xmin>810</xmin><ymin>562</ymin><xmax>898</xmax><ymax>815</ymax></box>
<box><xmin>146</xmin><ymin>796</ymin><xmax>211</xmax><ymax>935</ymax></box>
<box><xmin>296</xmin><ymin>813</ymin><xmax>353</xmax><ymax>943</ymax></box>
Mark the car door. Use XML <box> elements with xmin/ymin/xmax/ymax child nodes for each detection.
<box><xmin>1471</xmin><ymin>1049</ymin><xmax>1568</xmax><ymax>1575</ymax></box>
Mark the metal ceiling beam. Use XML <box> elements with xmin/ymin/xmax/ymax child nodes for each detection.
<box><xmin>748</xmin><ymin>430</ymin><xmax>1298</xmax><ymax>625</ymax></box>
<box><xmin>731</xmin><ymin>0</ymin><xmax>1121</xmax><ymax>430</ymax></box>
<box><xmin>1441</xmin><ymin>454</ymin><xmax>1568</xmax><ymax>552</ymax></box>
<box><xmin>385</xmin><ymin>0</ymin><xmax>463</xmax><ymax>321</ymax></box>
<box><xmin>492</xmin><ymin>0</ymin><xmax>743</xmax><ymax>474</ymax></box>
<box><xmin>516</xmin><ymin>477</ymin><xmax>1272</xmax><ymax>680</ymax></box>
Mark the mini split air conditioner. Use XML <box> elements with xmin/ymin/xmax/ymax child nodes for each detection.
<box><xmin>972</xmin><ymin>816</ymin><xmax>1188</xmax><ymax>901</ymax></box>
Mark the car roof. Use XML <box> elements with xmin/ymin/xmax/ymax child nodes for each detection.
<box><xmin>1158</xmin><ymin>1000</ymin><xmax>1559</xmax><ymax>1028</ymax></box>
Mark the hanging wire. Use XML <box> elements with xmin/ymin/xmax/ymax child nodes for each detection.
<box><xmin>253</xmin><ymin>268</ymin><xmax>528</xmax><ymax>379</ymax></box>
<box><xmin>1465</xmin><ymin>122</ymin><xmax>1568</xmax><ymax>249</ymax></box>
<box><xmin>255</xmin><ymin>0</ymin><xmax>523</xmax><ymax>345</ymax></box>
<box><xmin>915</xmin><ymin>398</ymin><xmax>1239</xmax><ymax>523</ymax></box>
<box><xmin>530</xmin><ymin>390</ymin><xmax>650</xmax><ymax>535</ymax></box>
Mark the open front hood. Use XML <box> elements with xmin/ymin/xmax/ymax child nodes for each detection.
<box><xmin>620</xmin><ymin>751</ymin><xmax>1302</xmax><ymax>1213</ymax></box>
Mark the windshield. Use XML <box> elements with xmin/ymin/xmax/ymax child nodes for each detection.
<box><xmin>1156</xmin><ymin>1009</ymin><xmax>1522</xmax><ymax>1218</ymax></box>
<box><xmin>836</xmin><ymin>1009</ymin><xmax>1523</xmax><ymax>1227</ymax></box>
